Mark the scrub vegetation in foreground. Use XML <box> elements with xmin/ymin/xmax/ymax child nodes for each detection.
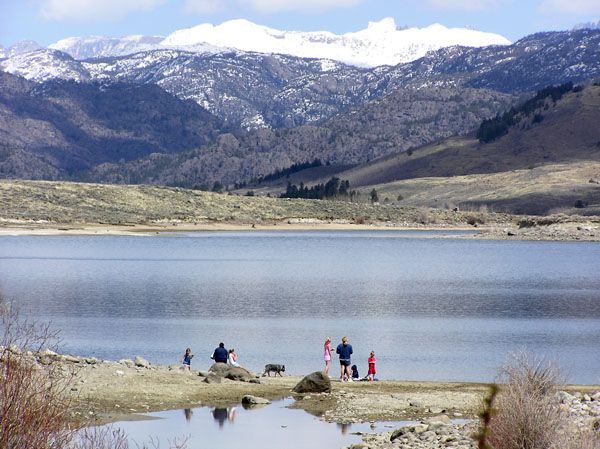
<box><xmin>0</xmin><ymin>295</ymin><xmax>187</xmax><ymax>449</ymax></box>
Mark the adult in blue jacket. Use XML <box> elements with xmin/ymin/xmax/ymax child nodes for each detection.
<box><xmin>336</xmin><ymin>336</ymin><xmax>353</xmax><ymax>382</ymax></box>
<box><xmin>212</xmin><ymin>342</ymin><xmax>228</xmax><ymax>363</ymax></box>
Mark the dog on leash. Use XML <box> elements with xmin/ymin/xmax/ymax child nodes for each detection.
<box><xmin>262</xmin><ymin>364</ymin><xmax>285</xmax><ymax>377</ymax></box>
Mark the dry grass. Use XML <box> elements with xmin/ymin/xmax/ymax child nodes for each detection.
<box><xmin>0</xmin><ymin>179</ymin><xmax>516</xmax><ymax>226</ymax></box>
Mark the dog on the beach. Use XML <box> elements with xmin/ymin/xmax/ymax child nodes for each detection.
<box><xmin>262</xmin><ymin>364</ymin><xmax>285</xmax><ymax>377</ymax></box>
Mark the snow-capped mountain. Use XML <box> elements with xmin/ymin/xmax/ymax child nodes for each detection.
<box><xmin>3</xmin><ymin>40</ymin><xmax>44</xmax><ymax>57</ymax></box>
<box><xmin>2</xmin><ymin>28</ymin><xmax>599</xmax><ymax>130</ymax></box>
<box><xmin>48</xmin><ymin>35</ymin><xmax>164</xmax><ymax>60</ymax></box>
<box><xmin>44</xmin><ymin>18</ymin><xmax>510</xmax><ymax>67</ymax></box>
<box><xmin>0</xmin><ymin>49</ymin><xmax>89</xmax><ymax>82</ymax></box>
<box><xmin>161</xmin><ymin>17</ymin><xmax>511</xmax><ymax>67</ymax></box>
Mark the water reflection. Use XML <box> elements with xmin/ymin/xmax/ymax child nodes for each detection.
<box><xmin>337</xmin><ymin>422</ymin><xmax>351</xmax><ymax>435</ymax></box>
<box><xmin>211</xmin><ymin>407</ymin><xmax>238</xmax><ymax>428</ymax></box>
<box><xmin>116</xmin><ymin>399</ymin><xmax>384</xmax><ymax>449</ymax></box>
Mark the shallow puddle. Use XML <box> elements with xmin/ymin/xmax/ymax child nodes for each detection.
<box><xmin>114</xmin><ymin>398</ymin><xmax>407</xmax><ymax>449</ymax></box>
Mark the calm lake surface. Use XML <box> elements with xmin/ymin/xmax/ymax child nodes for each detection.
<box><xmin>1</xmin><ymin>230</ymin><xmax>599</xmax><ymax>383</ymax></box>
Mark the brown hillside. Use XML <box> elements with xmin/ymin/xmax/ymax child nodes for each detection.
<box><xmin>341</xmin><ymin>84</ymin><xmax>600</xmax><ymax>186</ymax></box>
<box><xmin>253</xmin><ymin>85</ymin><xmax>600</xmax><ymax>215</ymax></box>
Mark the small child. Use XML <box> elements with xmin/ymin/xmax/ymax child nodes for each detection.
<box><xmin>182</xmin><ymin>347</ymin><xmax>194</xmax><ymax>371</ymax></box>
<box><xmin>367</xmin><ymin>351</ymin><xmax>376</xmax><ymax>381</ymax></box>
<box><xmin>351</xmin><ymin>364</ymin><xmax>360</xmax><ymax>380</ymax></box>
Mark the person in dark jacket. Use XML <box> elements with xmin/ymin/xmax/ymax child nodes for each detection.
<box><xmin>212</xmin><ymin>342</ymin><xmax>228</xmax><ymax>363</ymax></box>
<box><xmin>336</xmin><ymin>336</ymin><xmax>353</xmax><ymax>382</ymax></box>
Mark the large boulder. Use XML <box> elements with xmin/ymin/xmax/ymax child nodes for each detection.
<box><xmin>208</xmin><ymin>363</ymin><xmax>256</xmax><ymax>382</ymax></box>
<box><xmin>292</xmin><ymin>371</ymin><xmax>331</xmax><ymax>394</ymax></box>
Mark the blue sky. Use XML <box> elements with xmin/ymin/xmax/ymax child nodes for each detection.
<box><xmin>1</xmin><ymin>0</ymin><xmax>599</xmax><ymax>47</ymax></box>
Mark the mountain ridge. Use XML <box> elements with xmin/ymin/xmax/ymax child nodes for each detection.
<box><xmin>2</xmin><ymin>18</ymin><xmax>510</xmax><ymax>68</ymax></box>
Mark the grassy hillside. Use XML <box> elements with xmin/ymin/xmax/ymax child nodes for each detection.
<box><xmin>0</xmin><ymin>179</ymin><xmax>517</xmax><ymax>226</ymax></box>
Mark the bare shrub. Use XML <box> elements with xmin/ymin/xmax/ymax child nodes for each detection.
<box><xmin>466</xmin><ymin>215</ymin><xmax>485</xmax><ymax>226</ymax></box>
<box><xmin>75</xmin><ymin>427</ymin><xmax>189</xmax><ymax>449</ymax></box>
<box><xmin>0</xmin><ymin>295</ymin><xmax>188</xmax><ymax>449</ymax></box>
<box><xmin>0</xmin><ymin>296</ymin><xmax>77</xmax><ymax>449</ymax></box>
<box><xmin>485</xmin><ymin>352</ymin><xmax>565</xmax><ymax>449</ymax></box>
<box><xmin>75</xmin><ymin>427</ymin><xmax>130</xmax><ymax>449</ymax></box>
<box><xmin>416</xmin><ymin>208</ymin><xmax>437</xmax><ymax>225</ymax></box>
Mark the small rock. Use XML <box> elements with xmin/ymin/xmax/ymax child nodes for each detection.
<box><xmin>203</xmin><ymin>374</ymin><xmax>221</xmax><ymax>384</ymax></box>
<box><xmin>115</xmin><ymin>370</ymin><xmax>125</xmax><ymax>376</ymax></box>
<box><xmin>134</xmin><ymin>356</ymin><xmax>150</xmax><ymax>368</ymax></box>
<box><xmin>118</xmin><ymin>359</ymin><xmax>134</xmax><ymax>367</ymax></box>
<box><xmin>241</xmin><ymin>395</ymin><xmax>271</xmax><ymax>406</ymax></box>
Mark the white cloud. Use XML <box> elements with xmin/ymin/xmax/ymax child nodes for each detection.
<box><xmin>183</xmin><ymin>0</ymin><xmax>223</xmax><ymax>14</ymax></box>
<box><xmin>424</xmin><ymin>0</ymin><xmax>502</xmax><ymax>11</ymax></box>
<box><xmin>238</xmin><ymin>0</ymin><xmax>363</xmax><ymax>13</ymax></box>
<box><xmin>538</xmin><ymin>0</ymin><xmax>600</xmax><ymax>15</ymax></box>
<box><xmin>39</xmin><ymin>0</ymin><xmax>167</xmax><ymax>21</ymax></box>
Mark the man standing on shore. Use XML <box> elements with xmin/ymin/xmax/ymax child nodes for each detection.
<box><xmin>211</xmin><ymin>342</ymin><xmax>228</xmax><ymax>363</ymax></box>
<box><xmin>336</xmin><ymin>336</ymin><xmax>353</xmax><ymax>382</ymax></box>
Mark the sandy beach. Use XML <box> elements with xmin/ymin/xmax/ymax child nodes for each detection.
<box><xmin>0</xmin><ymin>219</ymin><xmax>599</xmax><ymax>241</ymax></box>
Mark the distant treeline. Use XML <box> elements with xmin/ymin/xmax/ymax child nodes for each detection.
<box><xmin>254</xmin><ymin>159</ymin><xmax>323</xmax><ymax>184</ymax></box>
<box><xmin>476</xmin><ymin>82</ymin><xmax>578</xmax><ymax>143</ymax></box>
<box><xmin>281</xmin><ymin>177</ymin><xmax>357</xmax><ymax>200</ymax></box>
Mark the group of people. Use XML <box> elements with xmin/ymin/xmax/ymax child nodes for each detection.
<box><xmin>181</xmin><ymin>342</ymin><xmax>241</xmax><ymax>371</ymax></box>
<box><xmin>323</xmin><ymin>336</ymin><xmax>377</xmax><ymax>382</ymax></box>
<box><xmin>181</xmin><ymin>337</ymin><xmax>376</xmax><ymax>381</ymax></box>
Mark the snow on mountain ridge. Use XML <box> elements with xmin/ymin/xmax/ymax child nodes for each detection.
<box><xmin>47</xmin><ymin>17</ymin><xmax>510</xmax><ymax>67</ymax></box>
<box><xmin>49</xmin><ymin>35</ymin><xmax>164</xmax><ymax>60</ymax></box>
<box><xmin>0</xmin><ymin>49</ymin><xmax>89</xmax><ymax>82</ymax></box>
<box><xmin>161</xmin><ymin>17</ymin><xmax>511</xmax><ymax>67</ymax></box>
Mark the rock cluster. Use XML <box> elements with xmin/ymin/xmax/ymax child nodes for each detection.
<box><xmin>557</xmin><ymin>390</ymin><xmax>600</xmax><ymax>431</ymax></box>
<box><xmin>0</xmin><ymin>346</ymin><xmax>101</xmax><ymax>367</ymax></box>
<box><xmin>346</xmin><ymin>390</ymin><xmax>600</xmax><ymax>449</ymax></box>
<box><xmin>352</xmin><ymin>415</ymin><xmax>476</xmax><ymax>449</ymax></box>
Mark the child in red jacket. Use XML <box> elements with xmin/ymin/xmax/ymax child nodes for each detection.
<box><xmin>368</xmin><ymin>351</ymin><xmax>376</xmax><ymax>381</ymax></box>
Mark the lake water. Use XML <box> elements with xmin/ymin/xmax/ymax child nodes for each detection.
<box><xmin>112</xmin><ymin>399</ymin><xmax>405</xmax><ymax>449</ymax></box>
<box><xmin>1</xmin><ymin>231</ymin><xmax>599</xmax><ymax>383</ymax></box>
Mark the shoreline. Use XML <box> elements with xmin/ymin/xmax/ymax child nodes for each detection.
<box><xmin>0</xmin><ymin>220</ymin><xmax>599</xmax><ymax>241</ymax></box>
<box><xmin>51</xmin><ymin>354</ymin><xmax>600</xmax><ymax>426</ymax></box>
